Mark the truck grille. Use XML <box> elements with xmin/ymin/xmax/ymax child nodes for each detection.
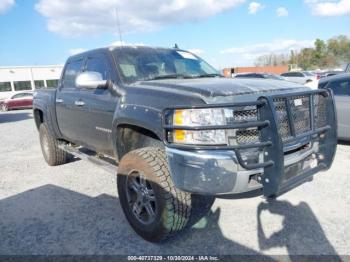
<box><xmin>273</xmin><ymin>96</ymin><xmax>312</xmax><ymax>141</ymax></box>
<box><xmin>234</xmin><ymin>93</ymin><xmax>328</xmax><ymax>145</ymax></box>
<box><xmin>274</xmin><ymin>98</ymin><xmax>292</xmax><ymax>140</ymax></box>
<box><xmin>314</xmin><ymin>94</ymin><xmax>327</xmax><ymax>128</ymax></box>
<box><xmin>231</xmin><ymin>107</ymin><xmax>260</xmax><ymax>145</ymax></box>
<box><xmin>236</xmin><ymin>129</ymin><xmax>259</xmax><ymax>144</ymax></box>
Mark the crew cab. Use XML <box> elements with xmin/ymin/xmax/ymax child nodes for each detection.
<box><xmin>33</xmin><ymin>46</ymin><xmax>337</xmax><ymax>242</ymax></box>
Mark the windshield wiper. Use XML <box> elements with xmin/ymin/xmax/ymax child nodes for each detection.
<box><xmin>146</xmin><ymin>74</ymin><xmax>194</xmax><ymax>81</ymax></box>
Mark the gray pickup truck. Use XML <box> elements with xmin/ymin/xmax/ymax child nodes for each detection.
<box><xmin>33</xmin><ymin>46</ymin><xmax>337</xmax><ymax>242</ymax></box>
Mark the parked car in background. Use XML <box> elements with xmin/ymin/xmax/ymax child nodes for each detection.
<box><xmin>0</xmin><ymin>92</ymin><xmax>33</xmax><ymax>111</ymax></box>
<box><xmin>281</xmin><ymin>71</ymin><xmax>318</xmax><ymax>89</ymax></box>
<box><xmin>319</xmin><ymin>73</ymin><xmax>350</xmax><ymax>140</ymax></box>
<box><xmin>233</xmin><ymin>72</ymin><xmax>286</xmax><ymax>80</ymax></box>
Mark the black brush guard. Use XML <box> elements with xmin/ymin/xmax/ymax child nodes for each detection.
<box><xmin>163</xmin><ymin>89</ymin><xmax>337</xmax><ymax>197</ymax></box>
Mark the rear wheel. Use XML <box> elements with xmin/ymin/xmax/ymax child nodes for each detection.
<box><xmin>117</xmin><ymin>147</ymin><xmax>215</xmax><ymax>242</ymax></box>
<box><xmin>39</xmin><ymin>122</ymin><xmax>69</xmax><ymax>166</ymax></box>
<box><xmin>1</xmin><ymin>104</ymin><xmax>8</xmax><ymax>112</ymax></box>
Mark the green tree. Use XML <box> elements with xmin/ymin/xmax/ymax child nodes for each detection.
<box><xmin>254</xmin><ymin>35</ymin><xmax>350</xmax><ymax>70</ymax></box>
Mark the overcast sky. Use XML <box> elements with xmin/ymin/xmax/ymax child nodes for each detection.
<box><xmin>0</xmin><ymin>0</ymin><xmax>349</xmax><ymax>68</ymax></box>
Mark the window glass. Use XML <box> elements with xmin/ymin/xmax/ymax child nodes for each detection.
<box><xmin>328</xmin><ymin>79</ymin><xmax>350</xmax><ymax>96</ymax></box>
<box><xmin>119</xmin><ymin>64</ymin><xmax>137</xmax><ymax>77</ymax></box>
<box><xmin>303</xmin><ymin>72</ymin><xmax>314</xmax><ymax>76</ymax></box>
<box><xmin>281</xmin><ymin>72</ymin><xmax>292</xmax><ymax>77</ymax></box>
<box><xmin>85</xmin><ymin>56</ymin><xmax>110</xmax><ymax>80</ymax></box>
<box><xmin>235</xmin><ymin>74</ymin><xmax>249</xmax><ymax>78</ymax></box>
<box><xmin>13</xmin><ymin>81</ymin><xmax>32</xmax><ymax>91</ymax></box>
<box><xmin>12</xmin><ymin>93</ymin><xmax>33</xmax><ymax>99</ymax></box>
<box><xmin>0</xmin><ymin>82</ymin><xmax>12</xmax><ymax>92</ymax></box>
<box><xmin>290</xmin><ymin>72</ymin><xmax>302</xmax><ymax>77</ymax></box>
<box><xmin>235</xmin><ymin>74</ymin><xmax>257</xmax><ymax>78</ymax></box>
<box><xmin>253</xmin><ymin>74</ymin><xmax>264</xmax><ymax>78</ymax></box>
<box><xmin>318</xmin><ymin>81</ymin><xmax>328</xmax><ymax>89</ymax></box>
<box><xmin>12</xmin><ymin>94</ymin><xmax>22</xmax><ymax>99</ymax></box>
<box><xmin>62</xmin><ymin>59</ymin><xmax>84</xmax><ymax>88</ymax></box>
<box><xmin>284</xmin><ymin>72</ymin><xmax>303</xmax><ymax>77</ymax></box>
<box><xmin>34</xmin><ymin>80</ymin><xmax>45</xmax><ymax>89</ymax></box>
<box><xmin>264</xmin><ymin>74</ymin><xmax>284</xmax><ymax>80</ymax></box>
<box><xmin>46</xmin><ymin>79</ymin><xmax>59</xmax><ymax>89</ymax></box>
<box><xmin>113</xmin><ymin>48</ymin><xmax>218</xmax><ymax>84</ymax></box>
<box><xmin>21</xmin><ymin>93</ymin><xmax>33</xmax><ymax>97</ymax></box>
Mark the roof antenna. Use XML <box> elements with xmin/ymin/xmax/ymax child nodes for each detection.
<box><xmin>174</xmin><ymin>43</ymin><xmax>179</xmax><ymax>49</ymax></box>
<box><xmin>115</xmin><ymin>7</ymin><xmax>123</xmax><ymax>46</ymax></box>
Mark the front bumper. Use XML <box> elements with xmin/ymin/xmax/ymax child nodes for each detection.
<box><xmin>163</xmin><ymin>89</ymin><xmax>337</xmax><ymax>197</ymax></box>
<box><xmin>166</xmin><ymin>141</ymin><xmax>321</xmax><ymax>195</ymax></box>
<box><xmin>166</xmin><ymin>147</ymin><xmax>261</xmax><ymax>195</ymax></box>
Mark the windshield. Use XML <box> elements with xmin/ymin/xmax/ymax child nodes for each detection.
<box><xmin>264</xmin><ymin>74</ymin><xmax>285</xmax><ymax>80</ymax></box>
<box><xmin>113</xmin><ymin>47</ymin><xmax>220</xmax><ymax>84</ymax></box>
<box><xmin>303</xmin><ymin>71</ymin><xmax>314</xmax><ymax>76</ymax></box>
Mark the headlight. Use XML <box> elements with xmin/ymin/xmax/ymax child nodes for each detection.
<box><xmin>173</xmin><ymin>108</ymin><xmax>226</xmax><ymax>126</ymax></box>
<box><xmin>170</xmin><ymin>108</ymin><xmax>227</xmax><ymax>145</ymax></box>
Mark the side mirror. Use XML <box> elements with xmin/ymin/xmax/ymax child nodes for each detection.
<box><xmin>76</xmin><ymin>71</ymin><xmax>107</xmax><ymax>89</ymax></box>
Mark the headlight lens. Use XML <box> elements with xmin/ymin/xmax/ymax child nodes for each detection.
<box><xmin>173</xmin><ymin>108</ymin><xmax>226</xmax><ymax>126</ymax></box>
<box><xmin>171</xmin><ymin>108</ymin><xmax>227</xmax><ymax>145</ymax></box>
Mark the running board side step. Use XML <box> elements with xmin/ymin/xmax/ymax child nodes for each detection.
<box><xmin>58</xmin><ymin>143</ymin><xmax>117</xmax><ymax>174</ymax></box>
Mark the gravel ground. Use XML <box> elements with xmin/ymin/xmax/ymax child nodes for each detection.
<box><xmin>0</xmin><ymin>109</ymin><xmax>349</xmax><ymax>256</ymax></box>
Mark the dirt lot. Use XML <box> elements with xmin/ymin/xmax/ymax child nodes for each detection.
<box><xmin>0</xmin><ymin>109</ymin><xmax>349</xmax><ymax>256</ymax></box>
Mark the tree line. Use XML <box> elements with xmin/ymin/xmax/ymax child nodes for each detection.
<box><xmin>255</xmin><ymin>35</ymin><xmax>350</xmax><ymax>70</ymax></box>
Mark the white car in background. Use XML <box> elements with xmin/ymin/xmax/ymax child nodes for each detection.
<box><xmin>281</xmin><ymin>71</ymin><xmax>318</xmax><ymax>89</ymax></box>
<box><xmin>319</xmin><ymin>73</ymin><xmax>350</xmax><ymax>140</ymax></box>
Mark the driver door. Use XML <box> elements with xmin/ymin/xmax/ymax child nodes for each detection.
<box><xmin>73</xmin><ymin>52</ymin><xmax>117</xmax><ymax>155</ymax></box>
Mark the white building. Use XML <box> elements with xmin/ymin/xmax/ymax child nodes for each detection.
<box><xmin>0</xmin><ymin>65</ymin><xmax>63</xmax><ymax>99</ymax></box>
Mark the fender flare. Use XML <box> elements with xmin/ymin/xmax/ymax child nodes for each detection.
<box><xmin>111</xmin><ymin>104</ymin><xmax>164</xmax><ymax>161</ymax></box>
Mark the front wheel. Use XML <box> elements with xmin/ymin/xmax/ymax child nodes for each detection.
<box><xmin>117</xmin><ymin>147</ymin><xmax>215</xmax><ymax>242</ymax></box>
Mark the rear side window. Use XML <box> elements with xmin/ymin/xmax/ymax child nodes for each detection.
<box><xmin>328</xmin><ymin>79</ymin><xmax>350</xmax><ymax>96</ymax></box>
<box><xmin>346</xmin><ymin>64</ymin><xmax>350</xmax><ymax>72</ymax></box>
<box><xmin>0</xmin><ymin>82</ymin><xmax>12</xmax><ymax>92</ymax></box>
<box><xmin>85</xmin><ymin>56</ymin><xmax>110</xmax><ymax>81</ymax></box>
<box><xmin>62</xmin><ymin>59</ymin><xmax>84</xmax><ymax>88</ymax></box>
<box><xmin>13</xmin><ymin>81</ymin><xmax>32</xmax><ymax>91</ymax></box>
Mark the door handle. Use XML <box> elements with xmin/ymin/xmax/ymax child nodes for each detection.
<box><xmin>56</xmin><ymin>98</ymin><xmax>64</xmax><ymax>103</ymax></box>
<box><xmin>74</xmin><ymin>100</ymin><xmax>85</xmax><ymax>107</ymax></box>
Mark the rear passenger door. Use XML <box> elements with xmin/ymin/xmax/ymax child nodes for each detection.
<box><xmin>74</xmin><ymin>52</ymin><xmax>117</xmax><ymax>155</ymax></box>
<box><xmin>327</xmin><ymin>79</ymin><xmax>350</xmax><ymax>139</ymax></box>
<box><xmin>56</xmin><ymin>57</ymin><xmax>85</xmax><ymax>143</ymax></box>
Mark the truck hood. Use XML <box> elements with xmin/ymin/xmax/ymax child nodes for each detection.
<box><xmin>133</xmin><ymin>78</ymin><xmax>307</xmax><ymax>100</ymax></box>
